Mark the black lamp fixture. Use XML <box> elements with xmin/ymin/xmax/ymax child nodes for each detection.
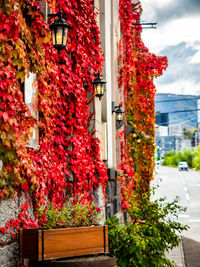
<box><xmin>49</xmin><ymin>7</ymin><xmax>72</xmax><ymax>55</ymax></box>
<box><xmin>92</xmin><ymin>71</ymin><xmax>106</xmax><ymax>99</ymax></box>
<box><xmin>131</xmin><ymin>127</ymin><xmax>137</xmax><ymax>139</ymax></box>
<box><xmin>136</xmin><ymin>135</ymin><xmax>141</xmax><ymax>144</ymax></box>
<box><xmin>112</xmin><ymin>101</ymin><xmax>124</xmax><ymax>123</ymax></box>
<box><xmin>125</xmin><ymin>125</ymin><xmax>141</xmax><ymax>143</ymax></box>
<box><xmin>131</xmin><ymin>127</ymin><xmax>141</xmax><ymax>143</ymax></box>
<box><xmin>116</xmin><ymin>105</ymin><xmax>124</xmax><ymax>122</ymax></box>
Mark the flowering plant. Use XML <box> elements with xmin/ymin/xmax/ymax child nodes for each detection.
<box><xmin>36</xmin><ymin>196</ymin><xmax>102</xmax><ymax>229</ymax></box>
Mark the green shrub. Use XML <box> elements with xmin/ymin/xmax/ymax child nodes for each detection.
<box><xmin>182</xmin><ymin>150</ymin><xmax>193</xmax><ymax>167</ymax></box>
<box><xmin>162</xmin><ymin>149</ymin><xmax>194</xmax><ymax>168</ymax></box>
<box><xmin>171</xmin><ymin>154</ymin><xmax>179</xmax><ymax>166</ymax></box>
<box><xmin>162</xmin><ymin>155</ymin><xmax>177</xmax><ymax>167</ymax></box>
<box><xmin>162</xmin><ymin>156</ymin><xmax>170</xmax><ymax>166</ymax></box>
<box><xmin>106</xmin><ymin>186</ymin><xmax>188</xmax><ymax>267</ymax></box>
<box><xmin>165</xmin><ymin>150</ymin><xmax>175</xmax><ymax>157</ymax></box>
<box><xmin>193</xmin><ymin>147</ymin><xmax>200</xmax><ymax>170</ymax></box>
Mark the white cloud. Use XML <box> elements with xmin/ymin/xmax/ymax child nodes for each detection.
<box><xmin>142</xmin><ymin>16</ymin><xmax>200</xmax><ymax>54</ymax></box>
<box><xmin>189</xmin><ymin>43</ymin><xmax>200</xmax><ymax>63</ymax></box>
<box><xmin>143</xmin><ymin>0</ymin><xmax>173</xmax><ymax>7</ymax></box>
<box><xmin>140</xmin><ymin>0</ymin><xmax>200</xmax><ymax>95</ymax></box>
<box><xmin>141</xmin><ymin>0</ymin><xmax>174</xmax><ymax>20</ymax></box>
<box><xmin>155</xmin><ymin>78</ymin><xmax>200</xmax><ymax>95</ymax></box>
<box><xmin>190</xmin><ymin>51</ymin><xmax>200</xmax><ymax>63</ymax></box>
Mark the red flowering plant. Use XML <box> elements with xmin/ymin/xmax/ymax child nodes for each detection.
<box><xmin>0</xmin><ymin>0</ymin><xmax>107</xmax><ymax>242</ymax></box>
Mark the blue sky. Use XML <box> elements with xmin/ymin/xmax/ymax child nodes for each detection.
<box><xmin>140</xmin><ymin>0</ymin><xmax>200</xmax><ymax>95</ymax></box>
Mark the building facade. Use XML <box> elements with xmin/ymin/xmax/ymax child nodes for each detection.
<box><xmin>0</xmin><ymin>1</ymin><xmax>124</xmax><ymax>265</ymax></box>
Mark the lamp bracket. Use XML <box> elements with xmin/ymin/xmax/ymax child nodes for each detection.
<box><xmin>48</xmin><ymin>13</ymin><xmax>57</xmax><ymax>18</ymax></box>
<box><xmin>94</xmin><ymin>70</ymin><xmax>100</xmax><ymax>77</ymax></box>
<box><xmin>48</xmin><ymin>7</ymin><xmax>62</xmax><ymax>19</ymax></box>
<box><xmin>112</xmin><ymin>101</ymin><xmax>121</xmax><ymax>113</ymax></box>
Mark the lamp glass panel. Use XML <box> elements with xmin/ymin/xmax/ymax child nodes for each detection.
<box><xmin>95</xmin><ymin>83</ymin><xmax>104</xmax><ymax>96</ymax></box>
<box><xmin>56</xmin><ymin>26</ymin><xmax>63</xmax><ymax>45</ymax></box>
<box><xmin>63</xmin><ymin>27</ymin><xmax>69</xmax><ymax>46</ymax></box>
<box><xmin>51</xmin><ymin>30</ymin><xmax>56</xmax><ymax>45</ymax></box>
<box><xmin>117</xmin><ymin>113</ymin><xmax>123</xmax><ymax>122</ymax></box>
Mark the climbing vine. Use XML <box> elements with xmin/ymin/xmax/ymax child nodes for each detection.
<box><xmin>0</xmin><ymin>0</ymin><xmax>108</xmax><ymax>239</ymax></box>
<box><xmin>118</xmin><ymin>0</ymin><xmax>168</xmax><ymax>209</ymax></box>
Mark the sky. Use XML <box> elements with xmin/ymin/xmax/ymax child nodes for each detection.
<box><xmin>140</xmin><ymin>0</ymin><xmax>200</xmax><ymax>96</ymax></box>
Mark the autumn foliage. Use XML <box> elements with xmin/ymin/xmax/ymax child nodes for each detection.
<box><xmin>0</xmin><ymin>0</ymin><xmax>108</xmax><ymax>238</ymax></box>
<box><xmin>0</xmin><ymin>0</ymin><xmax>168</xmax><ymax>242</ymax></box>
<box><xmin>118</xmin><ymin>0</ymin><xmax>168</xmax><ymax>209</ymax></box>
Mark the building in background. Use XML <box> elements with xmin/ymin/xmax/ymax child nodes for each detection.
<box><xmin>155</xmin><ymin>93</ymin><xmax>197</xmax><ymax>155</ymax></box>
<box><xmin>156</xmin><ymin>93</ymin><xmax>198</xmax><ymax>129</ymax></box>
<box><xmin>155</xmin><ymin>112</ymin><xmax>169</xmax><ymax>127</ymax></box>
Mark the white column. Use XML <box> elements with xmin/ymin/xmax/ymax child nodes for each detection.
<box><xmin>104</xmin><ymin>0</ymin><xmax>113</xmax><ymax>168</ymax></box>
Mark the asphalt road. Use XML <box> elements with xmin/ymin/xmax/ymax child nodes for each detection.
<box><xmin>154</xmin><ymin>166</ymin><xmax>200</xmax><ymax>267</ymax></box>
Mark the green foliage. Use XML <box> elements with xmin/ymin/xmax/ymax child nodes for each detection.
<box><xmin>162</xmin><ymin>147</ymin><xmax>200</xmax><ymax>171</ymax></box>
<box><xmin>193</xmin><ymin>147</ymin><xmax>200</xmax><ymax>170</ymax></box>
<box><xmin>165</xmin><ymin>150</ymin><xmax>175</xmax><ymax>157</ymax></box>
<box><xmin>162</xmin><ymin>150</ymin><xmax>176</xmax><ymax>167</ymax></box>
<box><xmin>182</xmin><ymin>150</ymin><xmax>193</xmax><ymax>167</ymax></box>
<box><xmin>162</xmin><ymin>149</ymin><xmax>193</xmax><ymax>168</ymax></box>
<box><xmin>106</xmin><ymin>186</ymin><xmax>188</xmax><ymax>267</ymax></box>
<box><xmin>37</xmin><ymin>196</ymin><xmax>100</xmax><ymax>229</ymax></box>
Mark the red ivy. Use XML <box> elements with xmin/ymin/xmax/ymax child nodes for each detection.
<box><xmin>0</xmin><ymin>0</ymin><xmax>108</xmax><ymax>237</ymax></box>
<box><xmin>118</xmin><ymin>0</ymin><xmax>168</xmax><ymax>208</ymax></box>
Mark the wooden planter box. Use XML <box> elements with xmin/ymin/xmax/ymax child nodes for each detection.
<box><xmin>19</xmin><ymin>225</ymin><xmax>109</xmax><ymax>261</ymax></box>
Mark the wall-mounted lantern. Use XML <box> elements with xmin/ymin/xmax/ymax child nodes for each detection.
<box><xmin>125</xmin><ymin>125</ymin><xmax>141</xmax><ymax>143</ymax></box>
<box><xmin>131</xmin><ymin>127</ymin><xmax>137</xmax><ymax>138</ymax></box>
<box><xmin>49</xmin><ymin>7</ymin><xmax>72</xmax><ymax>55</ymax></box>
<box><xmin>112</xmin><ymin>101</ymin><xmax>124</xmax><ymax>124</ymax></box>
<box><xmin>136</xmin><ymin>135</ymin><xmax>141</xmax><ymax>144</ymax></box>
<box><xmin>115</xmin><ymin>106</ymin><xmax>124</xmax><ymax>123</ymax></box>
<box><xmin>92</xmin><ymin>71</ymin><xmax>106</xmax><ymax>99</ymax></box>
<box><xmin>131</xmin><ymin>128</ymin><xmax>141</xmax><ymax>143</ymax></box>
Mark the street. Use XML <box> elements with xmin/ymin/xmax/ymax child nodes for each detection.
<box><xmin>154</xmin><ymin>166</ymin><xmax>200</xmax><ymax>266</ymax></box>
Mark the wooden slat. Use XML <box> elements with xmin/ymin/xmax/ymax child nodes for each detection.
<box><xmin>105</xmin><ymin>226</ymin><xmax>109</xmax><ymax>253</ymax></box>
<box><xmin>38</xmin><ymin>230</ymin><xmax>43</xmax><ymax>261</ymax></box>
<box><xmin>43</xmin><ymin>226</ymin><xmax>105</xmax><ymax>260</ymax></box>
<box><xmin>22</xmin><ymin>229</ymin><xmax>39</xmax><ymax>260</ymax></box>
<box><xmin>19</xmin><ymin>229</ymin><xmax>23</xmax><ymax>261</ymax></box>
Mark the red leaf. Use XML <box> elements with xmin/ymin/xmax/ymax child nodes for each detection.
<box><xmin>3</xmin><ymin>112</ymin><xmax>9</xmax><ymax>122</ymax></box>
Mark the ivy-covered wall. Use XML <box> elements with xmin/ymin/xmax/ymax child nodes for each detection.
<box><xmin>0</xmin><ymin>0</ymin><xmax>108</xmax><ymax>265</ymax></box>
<box><xmin>118</xmin><ymin>0</ymin><xmax>168</xmax><ymax>208</ymax></box>
<box><xmin>0</xmin><ymin>0</ymin><xmax>168</xmax><ymax>265</ymax></box>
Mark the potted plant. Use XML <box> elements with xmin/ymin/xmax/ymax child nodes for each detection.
<box><xmin>19</xmin><ymin>197</ymin><xmax>109</xmax><ymax>261</ymax></box>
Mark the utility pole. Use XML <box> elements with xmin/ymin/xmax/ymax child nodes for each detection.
<box><xmin>174</xmin><ymin>136</ymin><xmax>176</xmax><ymax>153</ymax></box>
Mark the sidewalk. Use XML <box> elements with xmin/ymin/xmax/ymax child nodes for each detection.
<box><xmin>166</xmin><ymin>239</ymin><xmax>185</xmax><ymax>267</ymax></box>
